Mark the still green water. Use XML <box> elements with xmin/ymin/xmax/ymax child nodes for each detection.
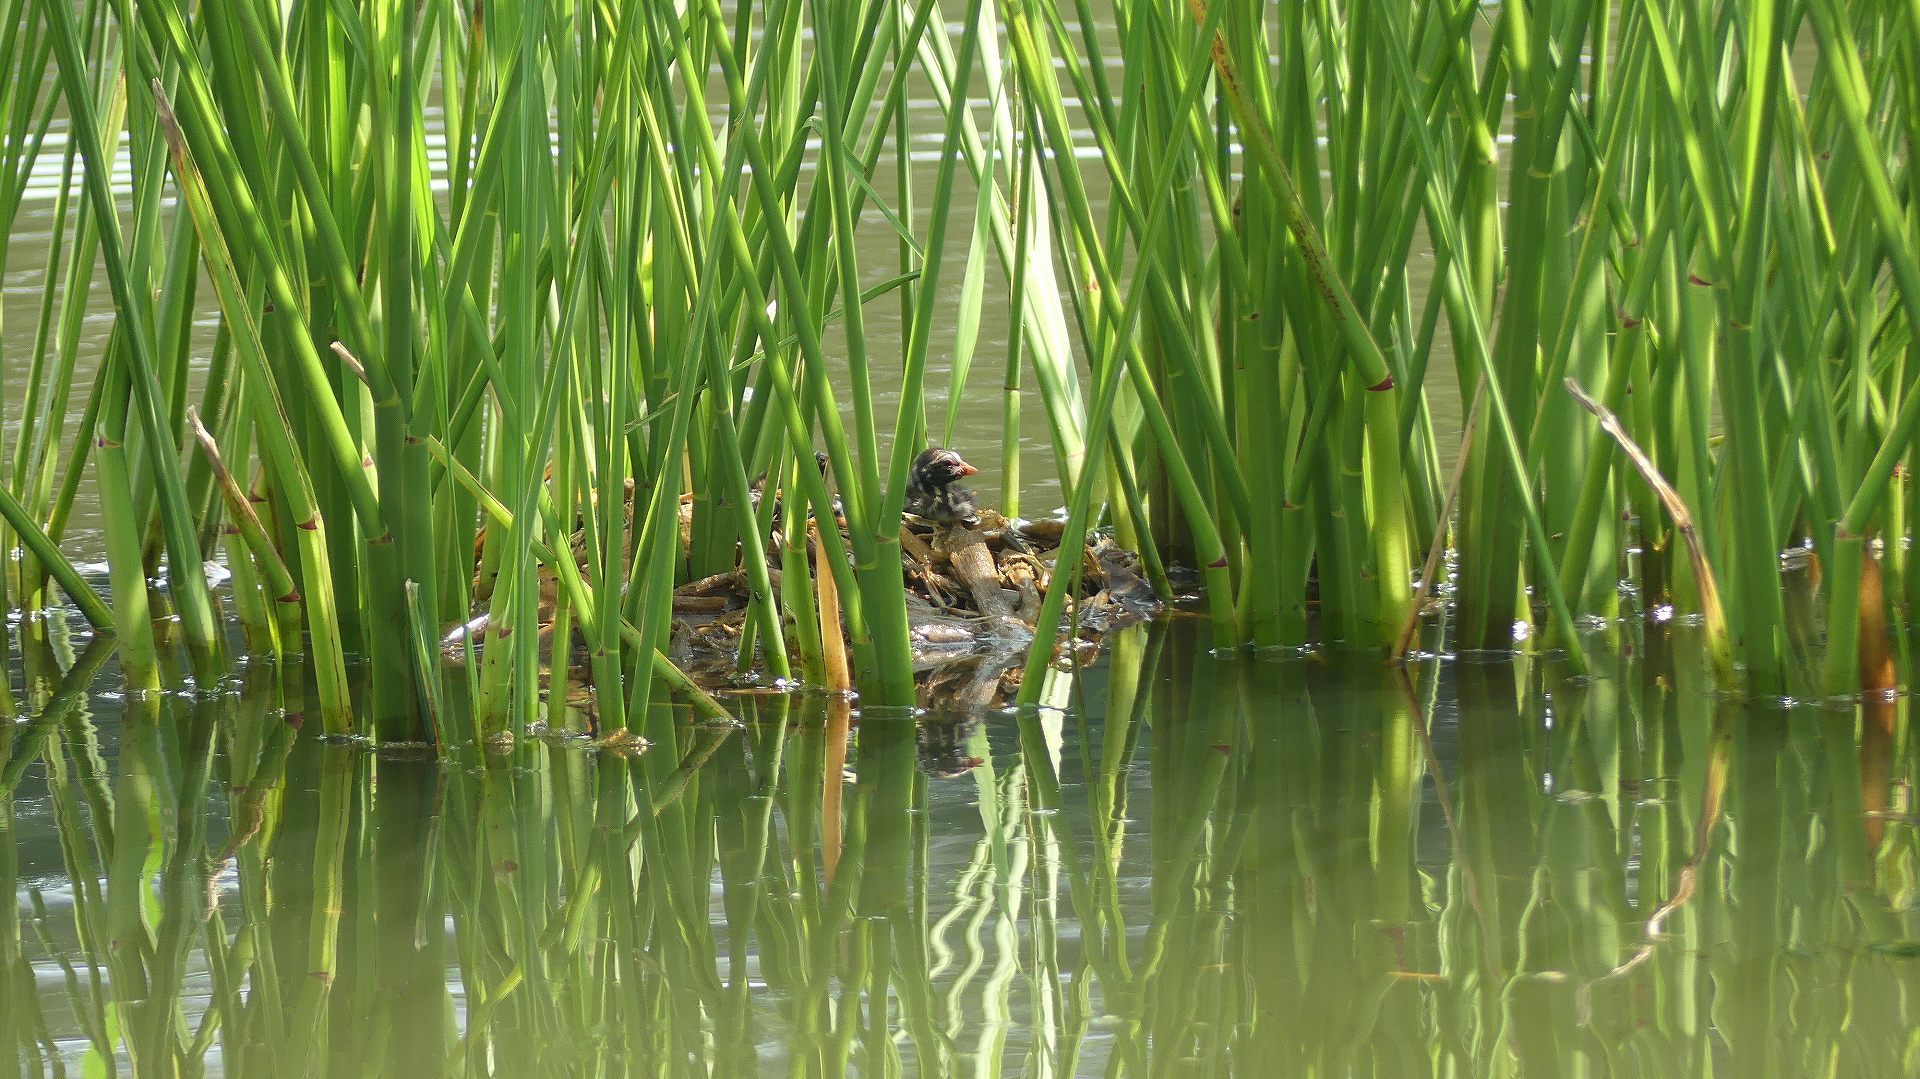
<box><xmin>7</xmin><ymin>611</ymin><xmax>1920</xmax><ymax>1076</ymax></box>
<box><xmin>3</xmin><ymin>14</ymin><xmax>1911</xmax><ymax>1074</ymax></box>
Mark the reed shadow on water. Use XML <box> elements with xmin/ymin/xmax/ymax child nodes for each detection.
<box><xmin>7</xmin><ymin>614</ymin><xmax>1920</xmax><ymax>1076</ymax></box>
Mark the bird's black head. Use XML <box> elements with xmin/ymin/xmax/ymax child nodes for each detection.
<box><xmin>913</xmin><ymin>447</ymin><xmax>977</xmax><ymax>489</ymax></box>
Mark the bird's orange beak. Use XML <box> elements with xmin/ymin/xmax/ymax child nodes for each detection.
<box><xmin>956</xmin><ymin>460</ymin><xmax>978</xmax><ymax>477</ymax></box>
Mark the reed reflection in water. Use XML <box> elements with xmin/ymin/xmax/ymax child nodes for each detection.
<box><xmin>5</xmin><ymin>617</ymin><xmax>1920</xmax><ymax>1076</ymax></box>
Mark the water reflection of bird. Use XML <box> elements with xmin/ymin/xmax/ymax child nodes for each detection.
<box><xmin>916</xmin><ymin>713</ymin><xmax>987</xmax><ymax>778</ymax></box>
<box><xmin>905</xmin><ymin>447</ymin><xmax>980</xmax><ymax>527</ymax></box>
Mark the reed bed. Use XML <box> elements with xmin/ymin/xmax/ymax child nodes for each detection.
<box><xmin>5</xmin><ymin>619</ymin><xmax>1919</xmax><ymax>1075</ymax></box>
<box><xmin>1033</xmin><ymin>0</ymin><xmax>1920</xmax><ymax>700</ymax></box>
<box><xmin>0</xmin><ymin>0</ymin><xmax>1918</xmax><ymax>740</ymax></box>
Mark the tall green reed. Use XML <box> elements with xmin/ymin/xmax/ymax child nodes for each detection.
<box><xmin>5</xmin><ymin>0</ymin><xmax>1920</xmax><ymax>728</ymax></box>
<box><xmin>5</xmin><ymin>0</ymin><xmax>1086</xmax><ymax>735</ymax></box>
<box><xmin>1000</xmin><ymin>0</ymin><xmax>1920</xmax><ymax>697</ymax></box>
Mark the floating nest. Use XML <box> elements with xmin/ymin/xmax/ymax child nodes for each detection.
<box><xmin>668</xmin><ymin>508</ymin><xmax>1163</xmax><ymax>692</ymax></box>
<box><xmin>448</xmin><ymin>478</ymin><xmax>1164</xmax><ymax>714</ymax></box>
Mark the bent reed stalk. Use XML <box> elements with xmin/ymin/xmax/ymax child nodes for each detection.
<box><xmin>1</xmin><ymin>0</ymin><xmax>1918</xmax><ymax>727</ymax></box>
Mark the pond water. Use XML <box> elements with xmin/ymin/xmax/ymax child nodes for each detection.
<box><xmin>6</xmin><ymin>10</ymin><xmax>1919</xmax><ymax>1077</ymax></box>
<box><xmin>7</xmin><ymin>611</ymin><xmax>1920</xmax><ymax>1075</ymax></box>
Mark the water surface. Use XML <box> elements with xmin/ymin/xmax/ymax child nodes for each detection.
<box><xmin>7</xmin><ymin>615</ymin><xmax>1920</xmax><ymax>1075</ymax></box>
<box><xmin>4</xmin><ymin>12</ymin><xmax>1911</xmax><ymax>1076</ymax></box>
